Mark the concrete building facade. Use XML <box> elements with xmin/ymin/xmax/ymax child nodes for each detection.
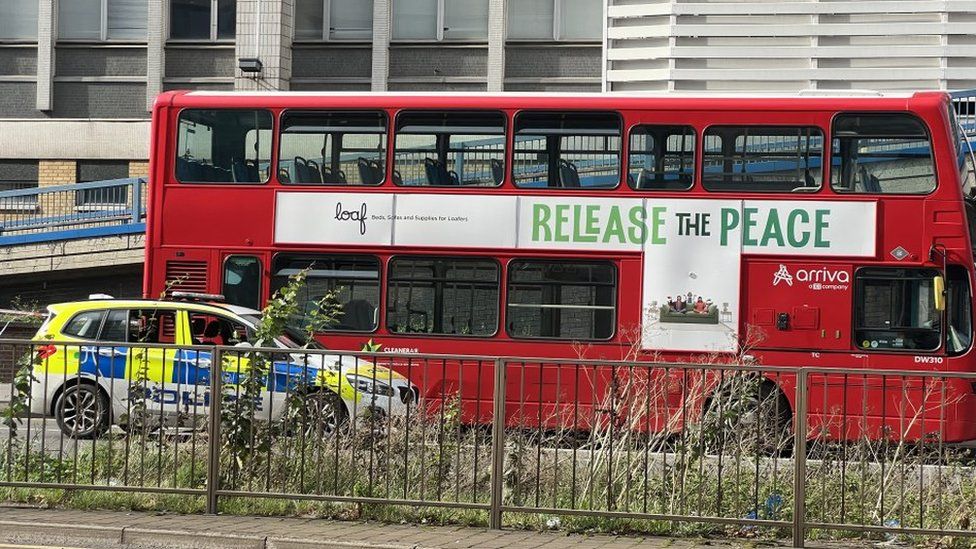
<box><xmin>604</xmin><ymin>0</ymin><xmax>976</xmax><ymax>92</ymax></box>
<box><xmin>0</xmin><ymin>0</ymin><xmax>604</xmax><ymax>195</ymax></box>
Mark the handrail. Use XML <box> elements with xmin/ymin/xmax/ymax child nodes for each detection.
<box><xmin>0</xmin><ymin>177</ymin><xmax>147</xmax><ymax>247</ymax></box>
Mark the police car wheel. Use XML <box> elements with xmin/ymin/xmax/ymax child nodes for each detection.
<box><xmin>55</xmin><ymin>383</ymin><xmax>109</xmax><ymax>439</ymax></box>
<box><xmin>302</xmin><ymin>390</ymin><xmax>346</xmax><ymax>437</ymax></box>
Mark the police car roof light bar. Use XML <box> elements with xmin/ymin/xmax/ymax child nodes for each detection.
<box><xmin>171</xmin><ymin>291</ymin><xmax>226</xmax><ymax>302</ymax></box>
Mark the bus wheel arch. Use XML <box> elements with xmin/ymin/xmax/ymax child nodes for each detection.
<box><xmin>701</xmin><ymin>374</ymin><xmax>793</xmax><ymax>454</ymax></box>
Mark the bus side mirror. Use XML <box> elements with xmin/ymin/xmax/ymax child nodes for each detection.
<box><xmin>934</xmin><ymin>275</ymin><xmax>946</xmax><ymax>312</ymax></box>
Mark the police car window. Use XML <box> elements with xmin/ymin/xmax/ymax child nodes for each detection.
<box><xmin>98</xmin><ymin>309</ymin><xmax>129</xmax><ymax>343</ymax></box>
<box><xmin>189</xmin><ymin>312</ymin><xmax>250</xmax><ymax>346</ymax></box>
<box><xmin>130</xmin><ymin>310</ymin><xmax>177</xmax><ymax>344</ymax></box>
<box><xmin>62</xmin><ymin>311</ymin><xmax>105</xmax><ymax>339</ymax></box>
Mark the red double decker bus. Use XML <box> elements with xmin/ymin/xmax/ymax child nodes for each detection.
<box><xmin>145</xmin><ymin>90</ymin><xmax>976</xmax><ymax>441</ymax></box>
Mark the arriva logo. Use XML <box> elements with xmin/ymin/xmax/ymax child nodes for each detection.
<box><xmin>772</xmin><ymin>265</ymin><xmax>850</xmax><ymax>290</ymax></box>
<box><xmin>772</xmin><ymin>264</ymin><xmax>794</xmax><ymax>287</ymax></box>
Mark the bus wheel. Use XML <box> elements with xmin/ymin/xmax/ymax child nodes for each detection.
<box><xmin>55</xmin><ymin>383</ymin><xmax>110</xmax><ymax>439</ymax></box>
<box><xmin>301</xmin><ymin>390</ymin><xmax>347</xmax><ymax>438</ymax></box>
<box><xmin>702</xmin><ymin>379</ymin><xmax>792</xmax><ymax>456</ymax></box>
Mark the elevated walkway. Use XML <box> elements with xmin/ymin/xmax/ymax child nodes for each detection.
<box><xmin>0</xmin><ymin>178</ymin><xmax>147</xmax><ymax>304</ymax></box>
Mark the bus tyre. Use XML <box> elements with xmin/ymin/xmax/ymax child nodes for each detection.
<box><xmin>55</xmin><ymin>383</ymin><xmax>110</xmax><ymax>439</ymax></box>
<box><xmin>301</xmin><ymin>390</ymin><xmax>347</xmax><ymax>438</ymax></box>
<box><xmin>703</xmin><ymin>379</ymin><xmax>792</xmax><ymax>456</ymax></box>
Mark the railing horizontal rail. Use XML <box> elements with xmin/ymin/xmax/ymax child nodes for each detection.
<box><xmin>0</xmin><ymin>178</ymin><xmax>144</xmax><ymax>199</ymax></box>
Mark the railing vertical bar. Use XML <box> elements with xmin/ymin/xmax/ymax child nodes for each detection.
<box><xmin>488</xmin><ymin>357</ymin><xmax>506</xmax><ymax>530</ymax></box>
<box><xmin>205</xmin><ymin>345</ymin><xmax>222</xmax><ymax>515</ymax></box>
<box><xmin>793</xmin><ymin>369</ymin><xmax>809</xmax><ymax>549</ymax></box>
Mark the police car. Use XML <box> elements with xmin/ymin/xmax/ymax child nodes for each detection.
<box><xmin>30</xmin><ymin>294</ymin><xmax>418</xmax><ymax>438</ymax></box>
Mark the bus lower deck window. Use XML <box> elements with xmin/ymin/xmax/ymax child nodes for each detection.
<box><xmin>386</xmin><ymin>257</ymin><xmax>499</xmax><ymax>336</ymax></box>
<box><xmin>271</xmin><ymin>254</ymin><xmax>381</xmax><ymax>332</ymax></box>
<box><xmin>507</xmin><ymin>260</ymin><xmax>616</xmax><ymax>340</ymax></box>
<box><xmin>854</xmin><ymin>268</ymin><xmax>941</xmax><ymax>352</ymax></box>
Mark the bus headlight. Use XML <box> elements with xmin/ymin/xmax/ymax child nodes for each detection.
<box><xmin>346</xmin><ymin>374</ymin><xmax>396</xmax><ymax>397</ymax></box>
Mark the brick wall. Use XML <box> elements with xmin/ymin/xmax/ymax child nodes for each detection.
<box><xmin>129</xmin><ymin>161</ymin><xmax>149</xmax><ymax>178</ymax></box>
<box><xmin>36</xmin><ymin>160</ymin><xmax>76</xmax><ymax>216</ymax></box>
<box><xmin>0</xmin><ymin>323</ymin><xmax>41</xmax><ymax>383</ymax></box>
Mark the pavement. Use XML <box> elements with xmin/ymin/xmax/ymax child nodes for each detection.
<box><xmin>0</xmin><ymin>506</ymin><xmax>828</xmax><ymax>549</ymax></box>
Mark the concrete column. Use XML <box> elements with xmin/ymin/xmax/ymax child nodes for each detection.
<box><xmin>371</xmin><ymin>0</ymin><xmax>391</xmax><ymax>91</ymax></box>
<box><xmin>35</xmin><ymin>0</ymin><xmax>55</xmax><ymax>111</ymax></box>
<box><xmin>235</xmin><ymin>0</ymin><xmax>293</xmax><ymax>91</ymax></box>
<box><xmin>487</xmin><ymin>0</ymin><xmax>506</xmax><ymax>92</ymax></box>
<box><xmin>147</xmin><ymin>0</ymin><xmax>167</xmax><ymax>109</ymax></box>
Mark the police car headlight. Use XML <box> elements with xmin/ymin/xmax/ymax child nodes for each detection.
<box><xmin>346</xmin><ymin>374</ymin><xmax>395</xmax><ymax>397</ymax></box>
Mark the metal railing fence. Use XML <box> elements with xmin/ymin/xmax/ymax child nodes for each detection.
<box><xmin>3</xmin><ymin>338</ymin><xmax>976</xmax><ymax>546</ymax></box>
<box><xmin>0</xmin><ymin>178</ymin><xmax>147</xmax><ymax>246</ymax></box>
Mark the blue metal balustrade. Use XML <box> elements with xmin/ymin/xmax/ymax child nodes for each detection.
<box><xmin>0</xmin><ymin>177</ymin><xmax>146</xmax><ymax>246</ymax></box>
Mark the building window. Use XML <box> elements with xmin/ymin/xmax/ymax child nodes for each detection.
<box><xmin>0</xmin><ymin>160</ymin><xmax>38</xmax><ymax>211</ymax></box>
<box><xmin>0</xmin><ymin>0</ymin><xmax>38</xmax><ymax>40</ymax></box>
<box><xmin>295</xmin><ymin>0</ymin><xmax>374</xmax><ymax>41</ymax></box>
<box><xmin>507</xmin><ymin>0</ymin><xmax>601</xmax><ymax>41</ymax></box>
<box><xmin>393</xmin><ymin>0</ymin><xmax>489</xmax><ymax>41</ymax></box>
<box><xmin>507</xmin><ymin>260</ymin><xmax>616</xmax><ymax>340</ymax></box>
<box><xmin>170</xmin><ymin>0</ymin><xmax>236</xmax><ymax>40</ymax></box>
<box><xmin>59</xmin><ymin>0</ymin><xmax>148</xmax><ymax>40</ymax></box>
<box><xmin>76</xmin><ymin>161</ymin><xmax>129</xmax><ymax>210</ymax></box>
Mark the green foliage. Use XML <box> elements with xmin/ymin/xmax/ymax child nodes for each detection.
<box><xmin>2</xmin><ymin>351</ymin><xmax>39</xmax><ymax>440</ymax></box>
<box><xmin>221</xmin><ymin>269</ymin><xmax>342</xmax><ymax>479</ymax></box>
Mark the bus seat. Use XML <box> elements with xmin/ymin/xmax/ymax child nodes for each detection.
<box><xmin>294</xmin><ymin>156</ymin><xmax>313</xmax><ymax>183</ymax></box>
<box><xmin>490</xmin><ymin>158</ymin><xmax>504</xmax><ymax>185</ymax></box>
<box><xmin>860</xmin><ymin>165</ymin><xmax>882</xmax><ymax>192</ymax></box>
<box><xmin>307</xmin><ymin>159</ymin><xmax>326</xmax><ymax>184</ymax></box>
<box><xmin>558</xmin><ymin>159</ymin><xmax>581</xmax><ymax>187</ymax></box>
<box><xmin>339</xmin><ymin>299</ymin><xmax>375</xmax><ymax>331</ymax></box>
<box><xmin>358</xmin><ymin>157</ymin><xmax>374</xmax><ymax>184</ymax></box>
<box><xmin>424</xmin><ymin>157</ymin><xmax>459</xmax><ymax>185</ymax></box>
<box><xmin>322</xmin><ymin>166</ymin><xmax>347</xmax><ymax>185</ymax></box>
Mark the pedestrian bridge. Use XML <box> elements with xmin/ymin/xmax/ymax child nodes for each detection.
<box><xmin>0</xmin><ymin>177</ymin><xmax>146</xmax><ymax>278</ymax></box>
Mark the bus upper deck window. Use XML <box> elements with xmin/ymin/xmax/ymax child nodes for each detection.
<box><xmin>513</xmin><ymin>112</ymin><xmax>621</xmax><ymax>189</ymax></box>
<box><xmin>176</xmin><ymin>109</ymin><xmax>273</xmax><ymax>184</ymax></box>
<box><xmin>830</xmin><ymin>114</ymin><xmax>936</xmax><ymax>194</ymax></box>
<box><xmin>702</xmin><ymin>126</ymin><xmax>823</xmax><ymax>192</ymax></box>
<box><xmin>393</xmin><ymin>111</ymin><xmax>505</xmax><ymax>187</ymax></box>
<box><xmin>628</xmin><ymin>125</ymin><xmax>695</xmax><ymax>191</ymax></box>
<box><xmin>278</xmin><ymin>111</ymin><xmax>387</xmax><ymax>185</ymax></box>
